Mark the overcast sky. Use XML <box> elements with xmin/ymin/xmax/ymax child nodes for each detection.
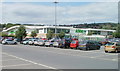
<box><xmin>1</xmin><ymin>2</ymin><xmax>118</xmax><ymax>25</ymax></box>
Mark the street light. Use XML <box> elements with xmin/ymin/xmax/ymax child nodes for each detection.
<box><xmin>54</xmin><ymin>1</ymin><xmax>58</xmax><ymax>38</ymax></box>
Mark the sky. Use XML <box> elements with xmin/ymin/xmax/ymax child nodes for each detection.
<box><xmin>0</xmin><ymin>1</ymin><xmax>118</xmax><ymax>25</ymax></box>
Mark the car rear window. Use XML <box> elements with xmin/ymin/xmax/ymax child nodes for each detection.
<box><xmin>79</xmin><ymin>41</ymin><xmax>87</xmax><ymax>44</ymax></box>
<box><xmin>116</xmin><ymin>42</ymin><xmax>120</xmax><ymax>46</ymax></box>
<box><xmin>106</xmin><ymin>42</ymin><xmax>114</xmax><ymax>45</ymax></box>
<box><xmin>71</xmin><ymin>41</ymin><xmax>76</xmax><ymax>44</ymax></box>
<box><xmin>6</xmin><ymin>39</ymin><xmax>13</xmax><ymax>41</ymax></box>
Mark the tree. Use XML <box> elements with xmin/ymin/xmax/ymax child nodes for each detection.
<box><xmin>113</xmin><ymin>24</ymin><xmax>120</xmax><ymax>38</ymax></box>
<box><xmin>0</xmin><ymin>32</ymin><xmax>8</xmax><ymax>37</ymax></box>
<box><xmin>58</xmin><ymin>31</ymin><xmax>65</xmax><ymax>39</ymax></box>
<box><xmin>46</xmin><ymin>30</ymin><xmax>53</xmax><ymax>39</ymax></box>
<box><xmin>15</xmin><ymin>25</ymin><xmax>27</xmax><ymax>42</ymax></box>
<box><xmin>31</xmin><ymin>31</ymin><xmax>37</xmax><ymax>38</ymax></box>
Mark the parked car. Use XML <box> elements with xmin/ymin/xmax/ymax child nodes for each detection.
<box><xmin>100</xmin><ymin>39</ymin><xmax>109</xmax><ymax>45</ymax></box>
<box><xmin>2</xmin><ymin>39</ymin><xmax>17</xmax><ymax>45</ymax></box>
<box><xmin>34</xmin><ymin>39</ymin><xmax>46</xmax><ymax>46</ymax></box>
<box><xmin>23</xmin><ymin>40</ymin><xmax>30</xmax><ymax>45</ymax></box>
<box><xmin>20</xmin><ymin>38</ymin><xmax>31</xmax><ymax>44</ymax></box>
<box><xmin>59</xmin><ymin>38</ymin><xmax>72</xmax><ymax>48</ymax></box>
<box><xmin>45</xmin><ymin>40</ymin><xmax>54</xmax><ymax>47</ymax></box>
<box><xmin>70</xmin><ymin>40</ymin><xmax>79</xmax><ymax>49</ymax></box>
<box><xmin>104</xmin><ymin>41</ymin><xmax>120</xmax><ymax>53</ymax></box>
<box><xmin>28</xmin><ymin>39</ymin><xmax>37</xmax><ymax>45</ymax></box>
<box><xmin>78</xmin><ymin>40</ymin><xmax>101</xmax><ymax>51</ymax></box>
<box><xmin>53</xmin><ymin>38</ymin><xmax>61</xmax><ymax>47</ymax></box>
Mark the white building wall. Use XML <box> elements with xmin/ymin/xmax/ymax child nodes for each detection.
<box><xmin>38</xmin><ymin>29</ymin><xmax>44</xmax><ymax>33</ymax></box>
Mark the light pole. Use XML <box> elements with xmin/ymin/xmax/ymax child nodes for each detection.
<box><xmin>54</xmin><ymin>1</ymin><xmax>58</xmax><ymax>38</ymax></box>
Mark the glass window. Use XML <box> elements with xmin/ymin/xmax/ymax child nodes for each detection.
<box><xmin>57</xmin><ymin>29</ymin><xmax>61</xmax><ymax>33</ymax></box>
<box><xmin>108</xmin><ymin>32</ymin><xmax>113</xmax><ymax>35</ymax></box>
<box><xmin>116</xmin><ymin>42</ymin><xmax>120</xmax><ymax>46</ymax></box>
<box><xmin>44</xmin><ymin>28</ymin><xmax>46</xmax><ymax>33</ymax></box>
<box><xmin>62</xmin><ymin>29</ymin><xmax>70</xmax><ymax>34</ymax></box>
<box><xmin>106</xmin><ymin>42</ymin><xmax>114</xmax><ymax>45</ymax></box>
<box><xmin>47</xmin><ymin>28</ymin><xmax>55</xmax><ymax>33</ymax></box>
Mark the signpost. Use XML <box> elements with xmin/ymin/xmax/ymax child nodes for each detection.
<box><xmin>75</xmin><ymin>29</ymin><xmax>86</xmax><ymax>40</ymax></box>
<box><xmin>10</xmin><ymin>31</ymin><xmax>15</xmax><ymax>34</ymax></box>
<box><xmin>75</xmin><ymin>29</ymin><xmax>85</xmax><ymax>33</ymax></box>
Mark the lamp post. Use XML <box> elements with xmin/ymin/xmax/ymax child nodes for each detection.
<box><xmin>54</xmin><ymin>1</ymin><xmax>58</xmax><ymax>38</ymax></box>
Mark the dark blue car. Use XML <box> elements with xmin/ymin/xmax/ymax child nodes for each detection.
<box><xmin>78</xmin><ymin>40</ymin><xmax>101</xmax><ymax>51</ymax></box>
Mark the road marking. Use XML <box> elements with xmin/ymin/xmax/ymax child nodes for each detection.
<box><xmin>2</xmin><ymin>45</ymin><xmax>118</xmax><ymax>62</ymax></box>
<box><xmin>2</xmin><ymin>52</ymin><xmax>56</xmax><ymax>69</ymax></box>
<box><xmin>1</xmin><ymin>59</ymin><xmax>19</xmax><ymax>62</ymax></box>
<box><xmin>2</xmin><ymin>63</ymin><xmax>32</xmax><ymax>67</ymax></box>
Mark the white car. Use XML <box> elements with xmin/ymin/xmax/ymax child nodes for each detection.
<box><xmin>45</xmin><ymin>40</ymin><xmax>54</xmax><ymax>47</ymax></box>
<box><xmin>2</xmin><ymin>39</ymin><xmax>17</xmax><ymax>45</ymax></box>
<box><xmin>34</xmin><ymin>39</ymin><xmax>45</xmax><ymax>46</ymax></box>
<box><xmin>28</xmin><ymin>39</ymin><xmax>37</xmax><ymax>45</ymax></box>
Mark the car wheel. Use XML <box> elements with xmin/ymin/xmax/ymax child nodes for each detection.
<box><xmin>97</xmin><ymin>47</ymin><xmax>100</xmax><ymax>50</ymax></box>
<box><xmin>115</xmin><ymin>49</ymin><xmax>118</xmax><ymax>53</ymax></box>
<box><xmin>14</xmin><ymin>42</ymin><xmax>17</xmax><ymax>44</ymax></box>
<box><xmin>4</xmin><ymin>42</ymin><xmax>7</xmax><ymax>45</ymax></box>
<box><xmin>26</xmin><ymin>42</ymin><xmax>28</xmax><ymax>45</ymax></box>
<box><xmin>86</xmin><ymin>47</ymin><xmax>90</xmax><ymax>51</ymax></box>
<box><xmin>105</xmin><ymin>51</ymin><xmax>108</xmax><ymax>53</ymax></box>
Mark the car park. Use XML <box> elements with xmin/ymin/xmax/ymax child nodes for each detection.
<box><xmin>2</xmin><ymin>39</ymin><xmax>17</xmax><ymax>45</ymax></box>
<box><xmin>78</xmin><ymin>40</ymin><xmax>101</xmax><ymax>51</ymax></box>
<box><xmin>104</xmin><ymin>41</ymin><xmax>120</xmax><ymax>53</ymax></box>
<box><xmin>70</xmin><ymin>40</ymin><xmax>79</xmax><ymax>49</ymax></box>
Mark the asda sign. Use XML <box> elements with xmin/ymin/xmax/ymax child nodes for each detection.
<box><xmin>10</xmin><ymin>31</ymin><xmax>15</xmax><ymax>34</ymax></box>
<box><xmin>75</xmin><ymin>29</ymin><xmax>86</xmax><ymax>33</ymax></box>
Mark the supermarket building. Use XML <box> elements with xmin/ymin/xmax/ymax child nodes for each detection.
<box><xmin>2</xmin><ymin>25</ymin><xmax>116</xmax><ymax>38</ymax></box>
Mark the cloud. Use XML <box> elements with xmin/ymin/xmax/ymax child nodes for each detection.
<box><xmin>2</xmin><ymin>2</ymin><xmax>118</xmax><ymax>25</ymax></box>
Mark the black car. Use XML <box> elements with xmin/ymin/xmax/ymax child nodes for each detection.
<box><xmin>59</xmin><ymin>38</ymin><xmax>72</xmax><ymax>48</ymax></box>
<box><xmin>78</xmin><ymin>40</ymin><xmax>101</xmax><ymax>50</ymax></box>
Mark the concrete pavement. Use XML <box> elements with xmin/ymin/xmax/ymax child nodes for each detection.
<box><xmin>1</xmin><ymin>44</ymin><xmax>119</xmax><ymax>69</ymax></box>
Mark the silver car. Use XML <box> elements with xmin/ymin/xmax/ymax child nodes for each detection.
<box><xmin>34</xmin><ymin>39</ymin><xmax>46</xmax><ymax>46</ymax></box>
<box><xmin>2</xmin><ymin>39</ymin><xmax>17</xmax><ymax>45</ymax></box>
<box><xmin>28</xmin><ymin>39</ymin><xmax>37</xmax><ymax>45</ymax></box>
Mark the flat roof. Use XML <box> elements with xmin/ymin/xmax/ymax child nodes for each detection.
<box><xmin>2</xmin><ymin>25</ymin><xmax>116</xmax><ymax>32</ymax></box>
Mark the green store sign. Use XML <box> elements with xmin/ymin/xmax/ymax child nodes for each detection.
<box><xmin>75</xmin><ymin>29</ymin><xmax>85</xmax><ymax>33</ymax></box>
<box><xmin>10</xmin><ymin>31</ymin><xmax>15</xmax><ymax>34</ymax></box>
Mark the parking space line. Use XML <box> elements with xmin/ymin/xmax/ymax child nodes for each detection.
<box><xmin>2</xmin><ymin>52</ymin><xmax>56</xmax><ymax>69</ymax></box>
<box><xmin>1</xmin><ymin>59</ymin><xmax>20</xmax><ymax>62</ymax></box>
<box><xmin>2</xmin><ymin>63</ymin><xmax>32</xmax><ymax>67</ymax></box>
<box><xmin>3</xmin><ymin>45</ymin><xmax>118</xmax><ymax>62</ymax></box>
<box><xmin>89</xmin><ymin>54</ymin><xmax>118</xmax><ymax>58</ymax></box>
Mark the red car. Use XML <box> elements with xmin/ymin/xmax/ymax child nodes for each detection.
<box><xmin>70</xmin><ymin>40</ymin><xmax>79</xmax><ymax>49</ymax></box>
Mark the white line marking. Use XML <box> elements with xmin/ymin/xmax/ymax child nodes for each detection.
<box><xmin>2</xmin><ymin>52</ymin><xmax>56</xmax><ymax>69</ymax></box>
<box><xmin>112</xmin><ymin>59</ymin><xmax>118</xmax><ymax>61</ymax></box>
<box><xmin>2</xmin><ymin>63</ymin><xmax>32</xmax><ymax>67</ymax></box>
<box><xmin>3</xmin><ymin>45</ymin><xmax>118</xmax><ymax>62</ymax></box>
<box><xmin>1</xmin><ymin>59</ymin><xmax>19</xmax><ymax>61</ymax></box>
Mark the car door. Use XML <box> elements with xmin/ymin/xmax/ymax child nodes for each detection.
<box><xmin>116</xmin><ymin>42</ymin><xmax>120</xmax><ymax>51</ymax></box>
<box><xmin>89</xmin><ymin>41</ymin><xmax>95</xmax><ymax>49</ymax></box>
<box><xmin>7</xmin><ymin>40</ymin><xmax>12</xmax><ymax>44</ymax></box>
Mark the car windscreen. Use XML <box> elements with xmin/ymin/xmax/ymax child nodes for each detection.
<box><xmin>106</xmin><ymin>42</ymin><xmax>114</xmax><ymax>45</ymax></box>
